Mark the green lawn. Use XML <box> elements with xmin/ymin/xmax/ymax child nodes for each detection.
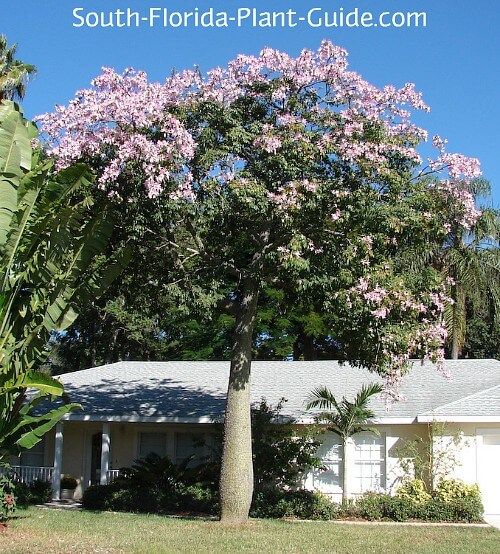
<box><xmin>1</xmin><ymin>507</ymin><xmax>499</xmax><ymax>554</ymax></box>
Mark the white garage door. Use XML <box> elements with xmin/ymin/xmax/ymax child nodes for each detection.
<box><xmin>477</xmin><ymin>430</ymin><xmax>500</xmax><ymax>515</ymax></box>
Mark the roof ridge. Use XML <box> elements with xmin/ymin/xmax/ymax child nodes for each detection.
<box><xmin>420</xmin><ymin>382</ymin><xmax>500</xmax><ymax>416</ymax></box>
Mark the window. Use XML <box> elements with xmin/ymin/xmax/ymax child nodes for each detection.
<box><xmin>20</xmin><ymin>438</ymin><xmax>44</xmax><ymax>467</ymax></box>
<box><xmin>174</xmin><ymin>432</ymin><xmax>204</xmax><ymax>466</ymax></box>
<box><xmin>138</xmin><ymin>432</ymin><xmax>167</xmax><ymax>459</ymax></box>
<box><xmin>353</xmin><ymin>433</ymin><xmax>385</xmax><ymax>494</ymax></box>
<box><xmin>311</xmin><ymin>432</ymin><xmax>342</xmax><ymax>492</ymax></box>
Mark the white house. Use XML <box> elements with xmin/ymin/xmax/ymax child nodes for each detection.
<box><xmin>13</xmin><ymin>359</ymin><xmax>500</xmax><ymax>515</ymax></box>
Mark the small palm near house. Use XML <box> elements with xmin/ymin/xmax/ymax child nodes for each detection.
<box><xmin>306</xmin><ymin>383</ymin><xmax>383</xmax><ymax>505</ymax></box>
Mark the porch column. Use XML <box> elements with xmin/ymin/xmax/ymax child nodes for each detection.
<box><xmin>100</xmin><ymin>422</ymin><xmax>110</xmax><ymax>485</ymax></box>
<box><xmin>51</xmin><ymin>422</ymin><xmax>64</xmax><ymax>500</ymax></box>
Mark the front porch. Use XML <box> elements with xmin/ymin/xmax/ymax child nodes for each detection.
<box><xmin>6</xmin><ymin>421</ymin><xmax>124</xmax><ymax>500</ymax></box>
<box><xmin>10</xmin><ymin>419</ymin><xmax>212</xmax><ymax>500</ymax></box>
<box><xmin>8</xmin><ymin>464</ymin><xmax>119</xmax><ymax>489</ymax></box>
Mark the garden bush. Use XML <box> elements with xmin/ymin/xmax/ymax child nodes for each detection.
<box><xmin>251</xmin><ymin>489</ymin><xmax>338</xmax><ymax>520</ymax></box>
<box><xmin>0</xmin><ymin>469</ymin><xmax>15</xmax><ymax>521</ymax></box>
<box><xmin>434</xmin><ymin>479</ymin><xmax>481</xmax><ymax>503</ymax></box>
<box><xmin>81</xmin><ymin>460</ymin><xmax>218</xmax><ymax>516</ymax></box>
<box><xmin>420</xmin><ymin>497</ymin><xmax>483</xmax><ymax>523</ymax></box>
<box><xmin>81</xmin><ymin>484</ymin><xmax>114</xmax><ymax>511</ymax></box>
<box><xmin>356</xmin><ymin>486</ymin><xmax>483</xmax><ymax>523</ymax></box>
<box><xmin>396</xmin><ymin>479</ymin><xmax>432</xmax><ymax>504</ymax></box>
<box><xmin>14</xmin><ymin>479</ymin><xmax>52</xmax><ymax>507</ymax></box>
<box><xmin>356</xmin><ymin>493</ymin><xmax>414</xmax><ymax>522</ymax></box>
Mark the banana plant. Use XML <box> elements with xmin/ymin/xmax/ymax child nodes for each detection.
<box><xmin>0</xmin><ymin>371</ymin><xmax>80</xmax><ymax>461</ymax></box>
<box><xmin>0</xmin><ymin>101</ymin><xmax>131</xmax><ymax>378</ymax></box>
<box><xmin>0</xmin><ymin>101</ymin><xmax>130</xmax><ymax>457</ymax></box>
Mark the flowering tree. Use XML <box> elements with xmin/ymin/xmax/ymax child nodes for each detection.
<box><xmin>38</xmin><ymin>41</ymin><xmax>482</xmax><ymax>522</ymax></box>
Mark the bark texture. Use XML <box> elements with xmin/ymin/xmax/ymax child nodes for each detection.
<box><xmin>219</xmin><ymin>282</ymin><xmax>259</xmax><ymax>523</ymax></box>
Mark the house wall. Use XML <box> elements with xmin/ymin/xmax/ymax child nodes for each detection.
<box><xmin>302</xmin><ymin>424</ymin><xmax>429</xmax><ymax>503</ymax></box>
<box><xmin>32</xmin><ymin>420</ymin><xmax>499</xmax><ymax>510</ymax></box>
<box><xmin>433</xmin><ymin>422</ymin><xmax>500</xmax><ymax>514</ymax></box>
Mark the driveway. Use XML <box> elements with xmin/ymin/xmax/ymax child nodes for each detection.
<box><xmin>484</xmin><ymin>515</ymin><xmax>500</xmax><ymax>530</ymax></box>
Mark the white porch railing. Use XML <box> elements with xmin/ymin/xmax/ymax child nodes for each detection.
<box><xmin>106</xmin><ymin>469</ymin><xmax>120</xmax><ymax>483</ymax></box>
<box><xmin>10</xmin><ymin>465</ymin><xmax>54</xmax><ymax>484</ymax></box>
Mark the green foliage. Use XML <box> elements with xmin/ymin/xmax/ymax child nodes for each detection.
<box><xmin>395</xmin><ymin>479</ymin><xmax>432</xmax><ymax>504</ymax></box>
<box><xmin>0</xmin><ymin>101</ymin><xmax>128</xmax><ymax>464</ymax></box>
<box><xmin>13</xmin><ymin>479</ymin><xmax>51</xmax><ymax>507</ymax></box>
<box><xmin>356</xmin><ymin>487</ymin><xmax>484</xmax><ymax>523</ymax></box>
<box><xmin>250</xmin><ymin>398</ymin><xmax>322</xmax><ymax>493</ymax></box>
<box><xmin>81</xmin><ymin>457</ymin><xmax>218</xmax><ymax>515</ymax></box>
<box><xmin>0</xmin><ymin>36</ymin><xmax>36</xmax><ymax>101</ymax></box>
<box><xmin>0</xmin><ymin>101</ymin><xmax>131</xmax><ymax>378</ymax></box>
<box><xmin>250</xmin><ymin>490</ymin><xmax>338</xmax><ymax>520</ymax></box>
<box><xmin>419</xmin><ymin>497</ymin><xmax>484</xmax><ymax>523</ymax></box>
<box><xmin>435</xmin><ymin>479</ymin><xmax>481</xmax><ymax>503</ymax></box>
<box><xmin>0</xmin><ymin>463</ymin><xmax>15</xmax><ymax>521</ymax></box>
<box><xmin>306</xmin><ymin>383</ymin><xmax>382</xmax><ymax>441</ymax></box>
<box><xmin>462</xmin><ymin>300</ymin><xmax>500</xmax><ymax>359</ymax></box>
<box><xmin>400</xmin><ymin>180</ymin><xmax>500</xmax><ymax>359</ymax></box>
<box><xmin>0</xmin><ymin>371</ymin><xmax>79</xmax><ymax>460</ymax></box>
<box><xmin>60</xmin><ymin>476</ymin><xmax>78</xmax><ymax>490</ymax></box>
<box><xmin>80</xmin><ymin>484</ymin><xmax>113</xmax><ymax>511</ymax></box>
<box><xmin>357</xmin><ymin>493</ymin><xmax>414</xmax><ymax>522</ymax></box>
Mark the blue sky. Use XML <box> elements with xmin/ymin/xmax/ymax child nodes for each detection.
<box><xmin>4</xmin><ymin>0</ymin><xmax>499</xmax><ymax>205</ymax></box>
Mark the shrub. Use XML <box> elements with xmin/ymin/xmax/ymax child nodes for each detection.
<box><xmin>396</xmin><ymin>479</ymin><xmax>431</xmax><ymax>504</ymax></box>
<box><xmin>251</xmin><ymin>489</ymin><xmax>337</xmax><ymax>520</ymax></box>
<box><xmin>81</xmin><ymin>484</ymin><xmax>114</xmax><ymax>511</ymax></box>
<box><xmin>251</xmin><ymin>399</ymin><xmax>323</xmax><ymax>494</ymax></box>
<box><xmin>356</xmin><ymin>493</ymin><xmax>389</xmax><ymax>520</ymax></box>
<box><xmin>14</xmin><ymin>479</ymin><xmax>52</xmax><ymax>507</ymax></box>
<box><xmin>0</xmin><ymin>468</ymin><xmax>16</xmax><ymax>521</ymax></box>
<box><xmin>177</xmin><ymin>483</ymin><xmax>218</xmax><ymax>514</ymax></box>
<box><xmin>383</xmin><ymin>496</ymin><xmax>415</xmax><ymax>522</ymax></box>
<box><xmin>357</xmin><ymin>493</ymin><xmax>419</xmax><ymax>522</ymax></box>
<box><xmin>420</xmin><ymin>497</ymin><xmax>483</xmax><ymax>523</ymax></box>
<box><xmin>81</xmin><ymin>478</ymin><xmax>217</xmax><ymax>515</ymax></box>
<box><xmin>357</xmin><ymin>493</ymin><xmax>420</xmax><ymax>522</ymax></box>
<box><xmin>356</xmin><ymin>485</ymin><xmax>484</xmax><ymax>523</ymax></box>
<box><xmin>11</xmin><ymin>481</ymin><xmax>30</xmax><ymax>507</ymax></box>
<box><xmin>29</xmin><ymin>480</ymin><xmax>52</xmax><ymax>504</ymax></box>
<box><xmin>434</xmin><ymin>479</ymin><xmax>481</xmax><ymax>503</ymax></box>
<box><xmin>108</xmin><ymin>488</ymin><xmax>155</xmax><ymax>513</ymax></box>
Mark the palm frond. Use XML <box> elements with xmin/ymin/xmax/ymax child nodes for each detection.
<box><xmin>305</xmin><ymin>386</ymin><xmax>339</xmax><ymax>411</ymax></box>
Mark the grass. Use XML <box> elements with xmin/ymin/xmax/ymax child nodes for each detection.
<box><xmin>0</xmin><ymin>507</ymin><xmax>498</xmax><ymax>554</ymax></box>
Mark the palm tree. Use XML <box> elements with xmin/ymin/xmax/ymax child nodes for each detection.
<box><xmin>0</xmin><ymin>35</ymin><xmax>36</xmax><ymax>101</ymax></box>
<box><xmin>442</xmin><ymin>195</ymin><xmax>500</xmax><ymax>359</ymax></box>
<box><xmin>397</xmin><ymin>178</ymin><xmax>499</xmax><ymax>359</ymax></box>
<box><xmin>306</xmin><ymin>383</ymin><xmax>382</xmax><ymax>504</ymax></box>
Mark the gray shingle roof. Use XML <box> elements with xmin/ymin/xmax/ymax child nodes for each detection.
<box><xmin>420</xmin><ymin>384</ymin><xmax>500</xmax><ymax>419</ymax></box>
<box><xmin>58</xmin><ymin>359</ymin><xmax>500</xmax><ymax>422</ymax></box>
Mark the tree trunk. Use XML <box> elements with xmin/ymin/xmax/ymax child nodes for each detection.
<box><xmin>341</xmin><ymin>437</ymin><xmax>348</xmax><ymax>505</ymax></box>
<box><xmin>451</xmin><ymin>330</ymin><xmax>460</xmax><ymax>360</ymax></box>
<box><xmin>450</xmin><ymin>283</ymin><xmax>463</xmax><ymax>360</ymax></box>
<box><xmin>219</xmin><ymin>281</ymin><xmax>259</xmax><ymax>523</ymax></box>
